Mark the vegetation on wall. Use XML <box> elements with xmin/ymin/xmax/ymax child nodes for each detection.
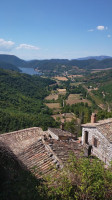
<box><xmin>40</xmin><ymin>155</ymin><xmax>112</xmax><ymax>200</ymax></box>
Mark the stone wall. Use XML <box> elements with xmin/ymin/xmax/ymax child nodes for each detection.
<box><xmin>47</xmin><ymin>129</ymin><xmax>59</xmax><ymax>140</ymax></box>
<box><xmin>0</xmin><ymin>127</ymin><xmax>82</xmax><ymax>177</ymax></box>
<box><xmin>0</xmin><ymin>127</ymin><xmax>46</xmax><ymax>154</ymax></box>
<box><xmin>0</xmin><ymin>127</ymin><xmax>62</xmax><ymax>177</ymax></box>
<box><xmin>82</xmin><ymin>127</ymin><xmax>112</xmax><ymax>165</ymax></box>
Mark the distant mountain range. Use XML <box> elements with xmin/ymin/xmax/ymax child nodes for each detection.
<box><xmin>77</xmin><ymin>56</ymin><xmax>112</xmax><ymax>61</ymax></box>
<box><xmin>0</xmin><ymin>54</ymin><xmax>112</xmax><ymax>74</ymax></box>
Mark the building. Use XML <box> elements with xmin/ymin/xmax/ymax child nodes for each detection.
<box><xmin>0</xmin><ymin>127</ymin><xmax>81</xmax><ymax>178</ymax></box>
<box><xmin>47</xmin><ymin>128</ymin><xmax>77</xmax><ymax>140</ymax></box>
<box><xmin>82</xmin><ymin>113</ymin><xmax>112</xmax><ymax>165</ymax></box>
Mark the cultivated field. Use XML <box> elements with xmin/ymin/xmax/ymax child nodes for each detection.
<box><xmin>45</xmin><ymin>103</ymin><xmax>61</xmax><ymax>109</ymax></box>
<box><xmin>52</xmin><ymin>113</ymin><xmax>76</xmax><ymax>122</ymax></box>
<box><xmin>45</xmin><ymin>94</ymin><xmax>58</xmax><ymax>100</ymax></box>
<box><xmin>66</xmin><ymin>94</ymin><xmax>91</xmax><ymax>105</ymax></box>
<box><xmin>70</xmin><ymin>82</ymin><xmax>83</xmax><ymax>86</ymax></box>
<box><xmin>68</xmin><ymin>75</ymin><xmax>83</xmax><ymax>78</ymax></box>
<box><xmin>57</xmin><ymin>88</ymin><xmax>66</xmax><ymax>95</ymax></box>
<box><xmin>54</xmin><ymin>76</ymin><xmax>68</xmax><ymax>81</ymax></box>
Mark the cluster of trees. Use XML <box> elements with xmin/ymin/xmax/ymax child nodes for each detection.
<box><xmin>64</xmin><ymin>119</ymin><xmax>78</xmax><ymax>135</ymax></box>
<box><xmin>40</xmin><ymin>155</ymin><xmax>112</xmax><ymax>200</ymax></box>
<box><xmin>61</xmin><ymin>102</ymin><xmax>92</xmax><ymax>124</ymax></box>
<box><xmin>93</xmin><ymin>81</ymin><xmax>112</xmax><ymax>104</ymax></box>
<box><xmin>86</xmin><ymin>70</ymin><xmax>112</xmax><ymax>109</ymax></box>
<box><xmin>85</xmin><ymin>69</ymin><xmax>112</xmax><ymax>87</ymax></box>
<box><xmin>69</xmin><ymin>85</ymin><xmax>87</xmax><ymax>98</ymax></box>
<box><xmin>0</xmin><ymin>69</ymin><xmax>59</xmax><ymax>133</ymax></box>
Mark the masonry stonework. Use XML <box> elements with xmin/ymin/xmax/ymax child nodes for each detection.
<box><xmin>82</xmin><ymin>126</ymin><xmax>112</xmax><ymax>165</ymax></box>
<box><xmin>0</xmin><ymin>127</ymin><xmax>82</xmax><ymax>177</ymax></box>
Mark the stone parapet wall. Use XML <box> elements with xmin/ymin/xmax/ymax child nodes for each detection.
<box><xmin>47</xmin><ymin>129</ymin><xmax>59</xmax><ymax>140</ymax></box>
<box><xmin>0</xmin><ymin>127</ymin><xmax>82</xmax><ymax>177</ymax></box>
<box><xmin>0</xmin><ymin>127</ymin><xmax>46</xmax><ymax>154</ymax></box>
<box><xmin>0</xmin><ymin>127</ymin><xmax>44</xmax><ymax>141</ymax></box>
<box><xmin>0</xmin><ymin>128</ymin><xmax>61</xmax><ymax>177</ymax></box>
<box><xmin>0</xmin><ymin>127</ymin><xmax>45</xmax><ymax>143</ymax></box>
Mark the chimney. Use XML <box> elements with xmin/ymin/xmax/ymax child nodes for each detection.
<box><xmin>91</xmin><ymin>113</ymin><xmax>96</xmax><ymax>123</ymax></box>
<box><xmin>60</xmin><ymin>122</ymin><xmax>64</xmax><ymax>130</ymax></box>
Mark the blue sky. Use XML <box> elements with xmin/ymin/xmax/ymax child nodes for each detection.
<box><xmin>0</xmin><ymin>0</ymin><xmax>112</xmax><ymax>60</ymax></box>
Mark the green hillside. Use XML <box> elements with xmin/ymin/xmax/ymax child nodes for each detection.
<box><xmin>24</xmin><ymin>58</ymin><xmax>112</xmax><ymax>70</ymax></box>
<box><xmin>1</xmin><ymin>54</ymin><xmax>112</xmax><ymax>76</ymax></box>
<box><xmin>0</xmin><ymin>54</ymin><xmax>26</xmax><ymax>67</ymax></box>
<box><xmin>0</xmin><ymin>61</ymin><xmax>21</xmax><ymax>72</ymax></box>
<box><xmin>0</xmin><ymin>69</ymin><xmax>58</xmax><ymax>133</ymax></box>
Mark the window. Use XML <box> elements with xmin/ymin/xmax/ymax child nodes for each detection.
<box><xmin>94</xmin><ymin>138</ymin><xmax>98</xmax><ymax>147</ymax></box>
<box><xmin>85</xmin><ymin>131</ymin><xmax>88</xmax><ymax>144</ymax></box>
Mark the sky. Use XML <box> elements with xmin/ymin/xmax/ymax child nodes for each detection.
<box><xmin>0</xmin><ymin>0</ymin><xmax>112</xmax><ymax>60</ymax></box>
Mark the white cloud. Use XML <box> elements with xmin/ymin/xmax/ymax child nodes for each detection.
<box><xmin>97</xmin><ymin>26</ymin><xmax>105</xmax><ymax>31</ymax></box>
<box><xmin>88</xmin><ymin>29</ymin><xmax>94</xmax><ymax>32</ymax></box>
<box><xmin>107</xmin><ymin>34</ymin><xmax>111</xmax><ymax>38</ymax></box>
<box><xmin>16</xmin><ymin>43</ymin><xmax>39</xmax><ymax>50</ymax></box>
<box><xmin>0</xmin><ymin>38</ymin><xmax>15</xmax><ymax>51</ymax></box>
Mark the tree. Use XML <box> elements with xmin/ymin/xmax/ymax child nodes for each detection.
<box><xmin>42</xmin><ymin>155</ymin><xmax>112</xmax><ymax>200</ymax></box>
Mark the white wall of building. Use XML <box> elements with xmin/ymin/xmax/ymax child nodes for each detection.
<box><xmin>82</xmin><ymin>127</ymin><xmax>112</xmax><ymax>165</ymax></box>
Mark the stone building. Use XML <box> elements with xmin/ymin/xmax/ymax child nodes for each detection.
<box><xmin>0</xmin><ymin>127</ymin><xmax>81</xmax><ymax>178</ymax></box>
<box><xmin>48</xmin><ymin>128</ymin><xmax>76</xmax><ymax>140</ymax></box>
<box><xmin>82</xmin><ymin>113</ymin><xmax>112</xmax><ymax>165</ymax></box>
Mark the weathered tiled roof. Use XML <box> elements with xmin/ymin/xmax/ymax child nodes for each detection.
<box><xmin>82</xmin><ymin>118</ymin><xmax>112</xmax><ymax>143</ymax></box>
<box><xmin>17</xmin><ymin>139</ymin><xmax>61</xmax><ymax>177</ymax></box>
<box><xmin>0</xmin><ymin>128</ymin><xmax>61</xmax><ymax>177</ymax></box>
<box><xmin>0</xmin><ymin>127</ymin><xmax>82</xmax><ymax>178</ymax></box>
<box><xmin>46</xmin><ymin>139</ymin><xmax>82</xmax><ymax>163</ymax></box>
<box><xmin>82</xmin><ymin>118</ymin><xmax>112</xmax><ymax>127</ymax></box>
<box><xmin>97</xmin><ymin>122</ymin><xmax>112</xmax><ymax>143</ymax></box>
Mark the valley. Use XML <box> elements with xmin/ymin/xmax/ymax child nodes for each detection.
<box><xmin>1</xmin><ymin>55</ymin><xmax>112</xmax><ymax>200</ymax></box>
<box><xmin>1</xmin><ymin>55</ymin><xmax>112</xmax><ymax>135</ymax></box>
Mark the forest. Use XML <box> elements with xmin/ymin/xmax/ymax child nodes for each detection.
<box><xmin>0</xmin><ymin>69</ymin><xmax>59</xmax><ymax>133</ymax></box>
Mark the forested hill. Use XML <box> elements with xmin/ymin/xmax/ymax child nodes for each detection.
<box><xmin>0</xmin><ymin>54</ymin><xmax>26</xmax><ymax>72</ymax></box>
<box><xmin>23</xmin><ymin>58</ymin><xmax>112</xmax><ymax>70</ymax></box>
<box><xmin>0</xmin><ymin>54</ymin><xmax>26</xmax><ymax>67</ymax></box>
<box><xmin>1</xmin><ymin>54</ymin><xmax>112</xmax><ymax>73</ymax></box>
<box><xmin>0</xmin><ymin>61</ymin><xmax>21</xmax><ymax>72</ymax></box>
<box><xmin>0</xmin><ymin>69</ymin><xmax>58</xmax><ymax>133</ymax></box>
